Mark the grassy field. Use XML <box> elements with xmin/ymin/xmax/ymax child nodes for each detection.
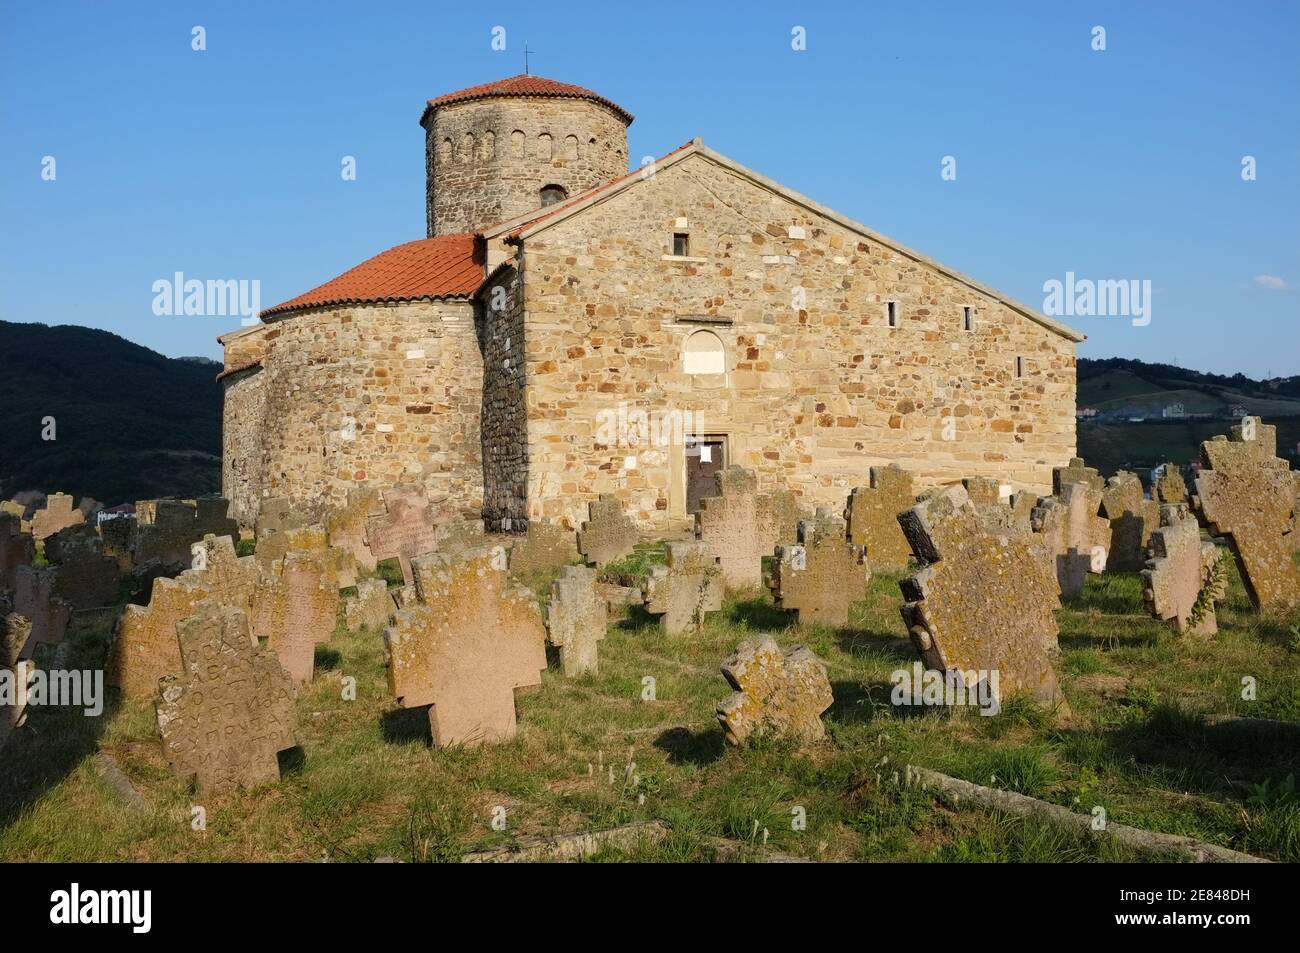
<box><xmin>2</xmin><ymin>545</ymin><xmax>1298</xmax><ymax>863</ymax></box>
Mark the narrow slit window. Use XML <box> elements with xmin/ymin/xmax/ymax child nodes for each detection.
<box><xmin>886</xmin><ymin>301</ymin><xmax>898</xmax><ymax>328</ymax></box>
<box><xmin>1015</xmin><ymin>356</ymin><xmax>1025</xmax><ymax>378</ymax></box>
<box><xmin>963</xmin><ymin>306</ymin><xmax>975</xmax><ymax>332</ymax></box>
<box><xmin>672</xmin><ymin>233</ymin><xmax>690</xmax><ymax>257</ymax></box>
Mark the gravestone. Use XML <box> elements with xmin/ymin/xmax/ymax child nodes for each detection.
<box><xmin>258</xmin><ymin>523</ymin><xmax>355</xmax><ymax>591</ymax></box>
<box><xmin>252</xmin><ymin>548</ymin><xmax>338</xmax><ymax>686</ymax></box>
<box><xmin>432</xmin><ymin>518</ymin><xmax>487</xmax><ymax>557</ymax></box>
<box><xmin>45</xmin><ymin>523</ymin><xmax>120</xmax><ymax>610</ymax></box>
<box><xmin>99</xmin><ymin>515</ymin><xmax>138</xmax><ymax>572</ymax></box>
<box><xmin>1101</xmin><ymin>471</ymin><xmax>1161</xmax><ymax>573</ymax></box>
<box><xmin>134</xmin><ymin>500</ymin><xmax>202</xmax><ymax>568</ymax></box>
<box><xmin>365</xmin><ymin>487</ymin><xmax>441</xmax><ymax>585</ymax></box>
<box><xmin>898</xmin><ymin>485</ymin><xmax>1068</xmax><ymax>712</ymax></box>
<box><xmin>508</xmin><ymin>519</ymin><xmax>579</xmax><ymax>575</ymax></box>
<box><xmin>1192</xmin><ymin>419</ymin><xmax>1299</xmax><ymax>609</ymax></box>
<box><xmin>1142</xmin><ymin>506</ymin><xmax>1225</xmax><ymax>635</ymax></box>
<box><xmin>156</xmin><ymin>605</ymin><xmax>298</xmax><ymax>795</ymax></box>
<box><xmin>577</xmin><ymin>495</ymin><xmax>638</xmax><ymax>567</ymax></box>
<box><xmin>0</xmin><ymin>613</ymin><xmax>31</xmax><ymax>749</ymax></box>
<box><xmin>1032</xmin><ymin>481</ymin><xmax>1111</xmax><ymax>598</ymax></box>
<box><xmin>545</xmin><ymin>566</ymin><xmax>607</xmax><ymax>676</ymax></box>
<box><xmin>30</xmin><ymin>493</ymin><xmax>84</xmax><ymax>541</ymax></box>
<box><xmin>642</xmin><ymin>541</ymin><xmax>724</xmax><ymax>635</ymax></box>
<box><xmin>768</xmin><ymin>510</ymin><xmax>869</xmax><ymax>627</ymax></box>
<box><xmin>107</xmin><ymin>535</ymin><xmax>257</xmax><ymax>696</ymax></box>
<box><xmin>194</xmin><ymin>498</ymin><xmax>240</xmax><ymax>544</ymax></box>
<box><xmin>326</xmin><ymin>488</ymin><xmax>383</xmax><ymax>573</ymax></box>
<box><xmin>845</xmin><ymin>465</ymin><xmax>915</xmax><ymax>571</ymax></box>
<box><xmin>695</xmin><ymin>466</ymin><xmax>767</xmax><ymax>589</ymax></box>
<box><xmin>717</xmin><ymin>636</ymin><xmax>833</xmax><ymax>746</ymax></box>
<box><xmin>0</xmin><ymin>512</ymin><xmax>35</xmax><ymax>592</ymax></box>
<box><xmin>1154</xmin><ymin>463</ymin><xmax>1188</xmax><ymax>505</ymax></box>
<box><xmin>962</xmin><ymin>477</ymin><xmax>1003</xmax><ymax>508</ymax></box>
<box><xmin>384</xmin><ymin>547</ymin><xmax>547</xmax><ymax>747</ymax></box>
<box><xmin>13</xmin><ymin>565</ymin><xmax>71</xmax><ymax>661</ymax></box>
<box><xmin>344</xmin><ymin>578</ymin><xmax>395</xmax><ymax>631</ymax></box>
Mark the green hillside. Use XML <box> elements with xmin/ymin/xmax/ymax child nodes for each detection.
<box><xmin>0</xmin><ymin>320</ymin><xmax>222</xmax><ymax>504</ymax></box>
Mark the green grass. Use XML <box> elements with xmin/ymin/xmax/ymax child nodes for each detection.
<box><xmin>1</xmin><ymin>555</ymin><xmax>1297</xmax><ymax>863</ymax></box>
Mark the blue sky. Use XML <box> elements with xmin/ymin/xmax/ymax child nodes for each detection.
<box><xmin>2</xmin><ymin>1</ymin><xmax>1296</xmax><ymax>375</ymax></box>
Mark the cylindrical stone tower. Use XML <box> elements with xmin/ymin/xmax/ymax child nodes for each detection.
<box><xmin>421</xmin><ymin>74</ymin><xmax>633</xmax><ymax>236</ymax></box>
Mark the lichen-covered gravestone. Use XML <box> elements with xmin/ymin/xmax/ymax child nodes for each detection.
<box><xmin>1192</xmin><ymin>418</ymin><xmax>1299</xmax><ymax>609</ymax></box>
<box><xmin>45</xmin><ymin>523</ymin><xmax>121</xmax><ymax>610</ymax></box>
<box><xmin>845</xmin><ymin>465</ymin><xmax>915</xmax><ymax>571</ymax></box>
<box><xmin>642</xmin><ymin>541</ymin><xmax>724</xmax><ymax>635</ymax></box>
<box><xmin>717</xmin><ymin>636</ymin><xmax>833</xmax><ymax>746</ymax></box>
<box><xmin>326</xmin><ymin>487</ymin><xmax>384</xmax><ymax>573</ymax></box>
<box><xmin>251</xmin><ymin>547</ymin><xmax>338</xmax><ymax>687</ymax></box>
<box><xmin>1142</xmin><ymin>506</ymin><xmax>1226</xmax><ymax>635</ymax></box>
<box><xmin>768</xmin><ymin>510</ymin><xmax>869</xmax><ymax>627</ymax></box>
<box><xmin>1101</xmin><ymin>471</ymin><xmax>1161</xmax><ymax>573</ymax></box>
<box><xmin>577</xmin><ymin>495</ymin><xmax>638</xmax><ymax>568</ymax></box>
<box><xmin>344</xmin><ymin>578</ymin><xmax>394</xmax><ymax>631</ymax></box>
<box><xmin>695</xmin><ymin>466</ymin><xmax>768</xmax><ymax>589</ymax></box>
<box><xmin>29</xmin><ymin>493</ymin><xmax>85</xmax><ymax>541</ymax></box>
<box><xmin>156</xmin><ymin>605</ymin><xmax>298</xmax><ymax>795</ymax></box>
<box><xmin>1032</xmin><ymin>481</ymin><xmax>1111</xmax><ymax>599</ymax></box>
<box><xmin>1154</xmin><ymin>463</ymin><xmax>1188</xmax><ymax>505</ymax></box>
<box><xmin>13</xmin><ymin>565</ymin><xmax>71</xmax><ymax>661</ymax></box>
<box><xmin>365</xmin><ymin>487</ymin><xmax>442</xmax><ymax>586</ymax></box>
<box><xmin>545</xmin><ymin>565</ymin><xmax>607</xmax><ymax>676</ymax></box>
<box><xmin>384</xmin><ymin>547</ymin><xmax>547</xmax><ymax>746</ymax></box>
<box><xmin>508</xmin><ymin>519</ymin><xmax>579</xmax><ymax>575</ymax></box>
<box><xmin>898</xmin><ymin>486</ymin><xmax>1069</xmax><ymax>713</ymax></box>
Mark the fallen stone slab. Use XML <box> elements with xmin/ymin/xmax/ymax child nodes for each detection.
<box><xmin>461</xmin><ymin>820</ymin><xmax>670</xmax><ymax>863</ymax></box>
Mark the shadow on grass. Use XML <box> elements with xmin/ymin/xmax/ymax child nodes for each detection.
<box><xmin>381</xmin><ymin>706</ymin><xmax>432</xmax><ymax>747</ymax></box>
<box><xmin>726</xmin><ymin>597</ymin><xmax>793</xmax><ymax>631</ymax></box>
<box><xmin>616</xmin><ymin>603</ymin><xmax>660</xmax><ymax>634</ymax></box>
<box><xmin>653</xmin><ymin>725</ymin><xmax>726</xmax><ymax>766</ymax></box>
<box><xmin>314</xmin><ymin>646</ymin><xmax>343</xmax><ymax>671</ymax></box>
<box><xmin>835</xmin><ymin>628</ymin><xmax>913</xmax><ymax>662</ymax></box>
<box><xmin>825</xmin><ymin>679</ymin><xmax>885</xmax><ymax>727</ymax></box>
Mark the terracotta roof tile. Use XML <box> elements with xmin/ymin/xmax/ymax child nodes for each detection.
<box><xmin>422</xmin><ymin>74</ymin><xmax>633</xmax><ymax>125</ymax></box>
<box><xmin>261</xmin><ymin>234</ymin><xmax>484</xmax><ymax>318</ymax></box>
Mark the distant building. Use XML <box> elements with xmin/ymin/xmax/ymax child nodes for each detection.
<box><xmin>1076</xmin><ymin>406</ymin><xmax>1099</xmax><ymax>419</ymax></box>
<box><xmin>1227</xmin><ymin>402</ymin><xmax>1248</xmax><ymax>417</ymax></box>
<box><xmin>1162</xmin><ymin>403</ymin><xmax>1185</xmax><ymax>419</ymax></box>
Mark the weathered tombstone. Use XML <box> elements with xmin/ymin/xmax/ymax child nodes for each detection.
<box><xmin>325</xmin><ymin>487</ymin><xmax>383</xmax><ymax>573</ymax></box>
<box><xmin>344</xmin><ymin>578</ymin><xmax>395</xmax><ymax>631</ymax></box>
<box><xmin>595</xmin><ymin>581</ymin><xmax>643</xmax><ymax>612</ymax></box>
<box><xmin>962</xmin><ymin>476</ymin><xmax>1003</xmax><ymax>508</ymax></box>
<box><xmin>508</xmin><ymin>519</ymin><xmax>579</xmax><ymax>575</ymax></box>
<box><xmin>45</xmin><ymin>523</ymin><xmax>121</xmax><ymax>610</ymax></box>
<box><xmin>898</xmin><ymin>485</ymin><xmax>1068</xmax><ymax>712</ymax></box>
<box><xmin>717</xmin><ymin>636</ymin><xmax>833</xmax><ymax>746</ymax></box>
<box><xmin>384</xmin><ymin>547</ymin><xmax>547</xmax><ymax>746</ymax></box>
<box><xmin>134</xmin><ymin>500</ymin><xmax>201</xmax><ymax>568</ymax></box>
<box><xmin>768</xmin><ymin>510</ymin><xmax>869</xmax><ymax>627</ymax></box>
<box><xmin>757</xmin><ymin>488</ymin><xmax>810</xmax><ymax>550</ymax></box>
<box><xmin>156</xmin><ymin>605</ymin><xmax>297</xmax><ymax>795</ymax></box>
<box><xmin>642</xmin><ymin>541</ymin><xmax>724</xmax><ymax>635</ymax></box>
<box><xmin>99</xmin><ymin>515</ymin><xmax>138</xmax><ymax>573</ymax></box>
<box><xmin>1031</xmin><ymin>481</ymin><xmax>1111</xmax><ymax>598</ymax></box>
<box><xmin>961</xmin><ymin>478</ymin><xmax>1036</xmax><ymax>536</ymax></box>
<box><xmin>365</xmin><ymin>487</ymin><xmax>441</xmax><ymax>585</ymax></box>
<box><xmin>13</xmin><ymin>565</ymin><xmax>71</xmax><ymax>661</ymax></box>
<box><xmin>107</xmin><ymin>535</ymin><xmax>257</xmax><ymax>696</ymax></box>
<box><xmin>1154</xmin><ymin>463</ymin><xmax>1188</xmax><ymax>505</ymax></box>
<box><xmin>545</xmin><ymin>566</ymin><xmax>607</xmax><ymax>676</ymax></box>
<box><xmin>258</xmin><ymin>522</ymin><xmax>354</xmax><ymax>591</ymax></box>
<box><xmin>30</xmin><ymin>493</ymin><xmax>84</xmax><ymax>541</ymax></box>
<box><xmin>1142</xmin><ymin>506</ymin><xmax>1226</xmax><ymax>635</ymax></box>
<box><xmin>0</xmin><ymin>512</ymin><xmax>35</xmax><ymax>592</ymax></box>
<box><xmin>1101</xmin><ymin>471</ymin><xmax>1161</xmax><ymax>573</ymax></box>
<box><xmin>1193</xmin><ymin>419</ymin><xmax>1299</xmax><ymax>609</ymax></box>
<box><xmin>695</xmin><ymin>466</ymin><xmax>767</xmax><ymax>589</ymax></box>
<box><xmin>845</xmin><ymin>465</ymin><xmax>915</xmax><ymax>571</ymax></box>
<box><xmin>577</xmin><ymin>495</ymin><xmax>638</xmax><ymax>567</ymax></box>
<box><xmin>252</xmin><ymin>548</ymin><xmax>338</xmax><ymax>686</ymax></box>
<box><xmin>194</xmin><ymin>497</ymin><xmax>240</xmax><ymax>543</ymax></box>
<box><xmin>432</xmin><ymin>518</ymin><xmax>487</xmax><ymax>557</ymax></box>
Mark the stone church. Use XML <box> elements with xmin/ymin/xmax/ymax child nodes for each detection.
<box><xmin>219</xmin><ymin>74</ymin><xmax>1082</xmax><ymax>534</ymax></box>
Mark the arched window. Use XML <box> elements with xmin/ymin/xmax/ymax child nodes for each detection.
<box><xmin>564</xmin><ymin>135</ymin><xmax>579</xmax><ymax>161</ymax></box>
<box><xmin>683</xmin><ymin>329</ymin><xmax>726</xmax><ymax>375</ymax></box>
<box><xmin>511</xmin><ymin>130</ymin><xmax>525</xmax><ymax>158</ymax></box>
<box><xmin>537</xmin><ymin>132</ymin><xmax>553</xmax><ymax>160</ymax></box>
<box><xmin>480</xmin><ymin>130</ymin><xmax>496</xmax><ymax>160</ymax></box>
<box><xmin>540</xmin><ymin>184</ymin><xmax>568</xmax><ymax>207</ymax></box>
<box><xmin>459</xmin><ymin>132</ymin><xmax>475</xmax><ymax>162</ymax></box>
<box><xmin>438</xmin><ymin>138</ymin><xmax>452</xmax><ymax>163</ymax></box>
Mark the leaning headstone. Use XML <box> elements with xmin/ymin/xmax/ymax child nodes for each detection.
<box><xmin>365</xmin><ymin>487</ymin><xmax>441</xmax><ymax>585</ymax></box>
<box><xmin>45</xmin><ymin>523</ymin><xmax>120</xmax><ymax>610</ymax></box>
<box><xmin>642</xmin><ymin>541</ymin><xmax>724</xmax><ymax>636</ymax></box>
<box><xmin>1101</xmin><ymin>471</ymin><xmax>1161</xmax><ymax>573</ymax></box>
<box><xmin>695</xmin><ymin>466</ymin><xmax>768</xmax><ymax>589</ymax></box>
<box><xmin>1193</xmin><ymin>418</ymin><xmax>1299</xmax><ymax>609</ymax></box>
<box><xmin>0</xmin><ymin>512</ymin><xmax>35</xmax><ymax>592</ymax></box>
<box><xmin>325</xmin><ymin>487</ymin><xmax>383</xmax><ymax>573</ymax></box>
<box><xmin>344</xmin><ymin>578</ymin><xmax>395</xmax><ymax>631</ymax></box>
<box><xmin>768</xmin><ymin>510</ymin><xmax>869</xmax><ymax>627</ymax></box>
<box><xmin>717</xmin><ymin>636</ymin><xmax>833</xmax><ymax>746</ymax></box>
<box><xmin>1154</xmin><ymin>464</ymin><xmax>1188</xmax><ymax>505</ymax></box>
<box><xmin>577</xmin><ymin>495</ymin><xmax>638</xmax><ymax>568</ymax></box>
<box><xmin>385</xmin><ymin>547</ymin><xmax>547</xmax><ymax>746</ymax></box>
<box><xmin>30</xmin><ymin>493</ymin><xmax>84</xmax><ymax>541</ymax></box>
<box><xmin>898</xmin><ymin>486</ymin><xmax>1068</xmax><ymax>712</ymax></box>
<box><xmin>545</xmin><ymin>566</ymin><xmax>607</xmax><ymax>676</ymax></box>
<box><xmin>1142</xmin><ymin>506</ymin><xmax>1226</xmax><ymax>635</ymax></box>
<box><xmin>846</xmin><ymin>465</ymin><xmax>915</xmax><ymax>571</ymax></box>
<box><xmin>508</xmin><ymin>519</ymin><xmax>579</xmax><ymax>575</ymax></box>
<box><xmin>13</xmin><ymin>565</ymin><xmax>71</xmax><ymax>661</ymax></box>
<box><xmin>1032</xmin><ymin>481</ymin><xmax>1111</xmax><ymax>598</ymax></box>
<box><xmin>156</xmin><ymin>605</ymin><xmax>298</xmax><ymax>795</ymax></box>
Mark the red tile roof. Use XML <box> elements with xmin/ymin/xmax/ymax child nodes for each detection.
<box><xmin>261</xmin><ymin>234</ymin><xmax>484</xmax><ymax>318</ymax></box>
<box><xmin>422</xmin><ymin>74</ymin><xmax>634</xmax><ymax>125</ymax></box>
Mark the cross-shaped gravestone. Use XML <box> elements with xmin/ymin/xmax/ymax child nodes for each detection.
<box><xmin>642</xmin><ymin>541</ymin><xmax>724</xmax><ymax>635</ymax></box>
<box><xmin>577</xmin><ymin>495</ymin><xmax>638</xmax><ymax>567</ymax></box>
<box><xmin>1055</xmin><ymin>457</ymin><xmax>1105</xmax><ymax>499</ymax></box>
<box><xmin>0</xmin><ymin>512</ymin><xmax>34</xmax><ymax>591</ymax></box>
<box><xmin>768</xmin><ymin>510</ymin><xmax>869</xmax><ymax>627</ymax></box>
<box><xmin>365</xmin><ymin>487</ymin><xmax>441</xmax><ymax>585</ymax></box>
<box><xmin>898</xmin><ymin>485</ymin><xmax>1069</xmax><ymax>712</ymax></box>
<box><xmin>717</xmin><ymin>636</ymin><xmax>834</xmax><ymax>746</ymax></box>
<box><xmin>509</xmin><ymin>519</ymin><xmax>579</xmax><ymax>575</ymax></box>
<box><xmin>30</xmin><ymin>493</ymin><xmax>85</xmax><ymax>541</ymax></box>
<box><xmin>1154</xmin><ymin>463</ymin><xmax>1188</xmax><ymax>505</ymax></box>
<box><xmin>1142</xmin><ymin>506</ymin><xmax>1225</xmax><ymax>635</ymax></box>
<box><xmin>1031</xmin><ymin>481</ymin><xmax>1111</xmax><ymax>598</ymax></box>
<box><xmin>545</xmin><ymin>565</ymin><xmax>607</xmax><ymax>676</ymax></box>
<box><xmin>326</xmin><ymin>487</ymin><xmax>384</xmax><ymax>573</ymax></box>
<box><xmin>156</xmin><ymin>605</ymin><xmax>298</xmax><ymax>795</ymax></box>
<box><xmin>45</xmin><ymin>523</ymin><xmax>121</xmax><ymax>610</ymax></box>
<box><xmin>1101</xmin><ymin>471</ymin><xmax>1161</xmax><ymax>573</ymax></box>
<box><xmin>344</xmin><ymin>578</ymin><xmax>394</xmax><ymax>631</ymax></box>
<box><xmin>13</xmin><ymin>565</ymin><xmax>71</xmax><ymax>661</ymax></box>
<box><xmin>962</xmin><ymin>478</ymin><xmax>1036</xmax><ymax>536</ymax></box>
<box><xmin>695</xmin><ymin>466</ymin><xmax>767</xmax><ymax>589</ymax></box>
<box><xmin>1193</xmin><ymin>419</ymin><xmax>1299</xmax><ymax>609</ymax></box>
<box><xmin>385</xmin><ymin>547</ymin><xmax>547</xmax><ymax>747</ymax></box>
<box><xmin>757</xmin><ymin>488</ymin><xmax>809</xmax><ymax>550</ymax></box>
<box><xmin>251</xmin><ymin>547</ymin><xmax>338</xmax><ymax>686</ymax></box>
<box><xmin>845</xmin><ymin>465</ymin><xmax>915</xmax><ymax>571</ymax></box>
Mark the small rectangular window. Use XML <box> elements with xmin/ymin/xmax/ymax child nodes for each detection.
<box><xmin>672</xmin><ymin>233</ymin><xmax>690</xmax><ymax>257</ymax></box>
<box><xmin>963</xmin><ymin>306</ymin><xmax>975</xmax><ymax>332</ymax></box>
<box><xmin>886</xmin><ymin>301</ymin><xmax>898</xmax><ymax>328</ymax></box>
<box><xmin>1015</xmin><ymin>356</ymin><xmax>1025</xmax><ymax>378</ymax></box>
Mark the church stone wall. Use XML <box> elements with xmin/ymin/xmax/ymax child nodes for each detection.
<box><xmin>424</xmin><ymin>97</ymin><xmax>629</xmax><ymax>236</ymax></box>
<box><xmin>221</xmin><ymin>366</ymin><xmax>266</xmax><ymax>529</ymax></box>
<box><xmin>516</xmin><ymin>153</ymin><xmax>1077</xmax><ymax>534</ymax></box>
<box><xmin>478</xmin><ymin>265</ymin><xmax>530</xmax><ymax>528</ymax></box>
<box><xmin>253</xmin><ymin>300</ymin><xmax>485</xmax><ymax>522</ymax></box>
